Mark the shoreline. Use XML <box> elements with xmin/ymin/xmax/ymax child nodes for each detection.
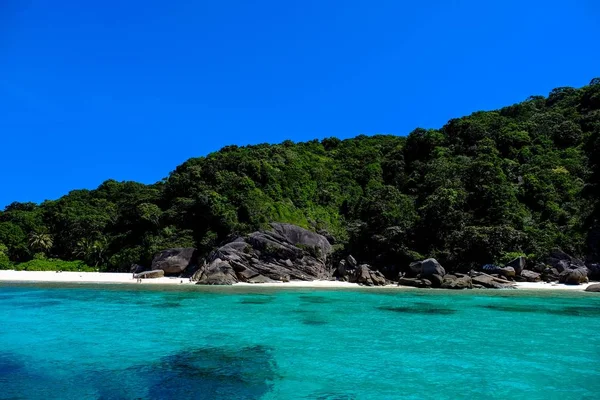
<box><xmin>0</xmin><ymin>270</ymin><xmax>596</xmax><ymax>291</ymax></box>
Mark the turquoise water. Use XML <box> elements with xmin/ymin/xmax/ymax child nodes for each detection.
<box><xmin>1</xmin><ymin>284</ymin><xmax>599</xmax><ymax>399</ymax></box>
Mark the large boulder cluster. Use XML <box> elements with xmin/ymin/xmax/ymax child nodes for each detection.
<box><xmin>470</xmin><ymin>250</ymin><xmax>598</xmax><ymax>287</ymax></box>
<box><xmin>546</xmin><ymin>250</ymin><xmax>590</xmax><ymax>285</ymax></box>
<box><xmin>151</xmin><ymin>248</ymin><xmax>199</xmax><ymax>276</ymax></box>
<box><xmin>335</xmin><ymin>255</ymin><xmax>387</xmax><ymax>286</ymax></box>
<box><xmin>394</xmin><ymin>258</ymin><xmax>474</xmax><ymax>290</ymax></box>
<box><xmin>132</xmin><ymin>223</ymin><xmax>598</xmax><ymax>290</ymax></box>
<box><xmin>130</xmin><ymin>248</ymin><xmax>199</xmax><ymax>278</ymax></box>
<box><xmin>471</xmin><ymin>274</ymin><xmax>513</xmax><ymax>289</ymax></box>
<box><xmin>192</xmin><ymin>223</ymin><xmax>332</xmax><ymax>285</ymax></box>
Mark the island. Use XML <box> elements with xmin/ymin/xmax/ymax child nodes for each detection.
<box><xmin>1</xmin><ymin>79</ymin><xmax>600</xmax><ymax>294</ymax></box>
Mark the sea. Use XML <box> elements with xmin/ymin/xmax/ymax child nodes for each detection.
<box><xmin>0</xmin><ymin>283</ymin><xmax>599</xmax><ymax>399</ymax></box>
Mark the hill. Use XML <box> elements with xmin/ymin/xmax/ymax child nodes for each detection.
<box><xmin>1</xmin><ymin>78</ymin><xmax>599</xmax><ymax>272</ymax></box>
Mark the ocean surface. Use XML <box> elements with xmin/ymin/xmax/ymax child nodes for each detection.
<box><xmin>0</xmin><ymin>284</ymin><xmax>599</xmax><ymax>400</ymax></box>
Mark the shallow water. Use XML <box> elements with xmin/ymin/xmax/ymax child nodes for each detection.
<box><xmin>1</xmin><ymin>284</ymin><xmax>599</xmax><ymax>399</ymax></box>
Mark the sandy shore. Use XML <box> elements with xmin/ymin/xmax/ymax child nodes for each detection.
<box><xmin>0</xmin><ymin>270</ymin><xmax>589</xmax><ymax>291</ymax></box>
<box><xmin>513</xmin><ymin>281</ymin><xmax>594</xmax><ymax>290</ymax></box>
<box><xmin>0</xmin><ymin>270</ymin><xmax>595</xmax><ymax>290</ymax></box>
<box><xmin>0</xmin><ymin>271</ymin><xmax>367</xmax><ymax>288</ymax></box>
<box><xmin>0</xmin><ymin>270</ymin><xmax>193</xmax><ymax>285</ymax></box>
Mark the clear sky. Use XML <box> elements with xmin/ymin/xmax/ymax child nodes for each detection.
<box><xmin>1</xmin><ymin>0</ymin><xmax>599</xmax><ymax>208</ymax></box>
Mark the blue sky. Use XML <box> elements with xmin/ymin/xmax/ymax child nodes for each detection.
<box><xmin>1</xmin><ymin>0</ymin><xmax>599</xmax><ymax>208</ymax></box>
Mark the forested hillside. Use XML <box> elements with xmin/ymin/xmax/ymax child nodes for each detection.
<box><xmin>2</xmin><ymin>79</ymin><xmax>599</xmax><ymax>272</ymax></box>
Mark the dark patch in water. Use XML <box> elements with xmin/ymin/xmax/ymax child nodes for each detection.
<box><xmin>0</xmin><ymin>352</ymin><xmax>24</xmax><ymax>377</ymax></box>
<box><xmin>153</xmin><ymin>302</ymin><xmax>181</xmax><ymax>308</ymax></box>
<box><xmin>130</xmin><ymin>345</ymin><xmax>276</xmax><ymax>399</ymax></box>
<box><xmin>482</xmin><ymin>304</ymin><xmax>539</xmax><ymax>313</ymax></box>
<box><xmin>0</xmin><ymin>352</ymin><xmax>55</xmax><ymax>399</ymax></box>
<box><xmin>411</xmin><ymin>301</ymin><xmax>437</xmax><ymax>308</ymax></box>
<box><xmin>0</xmin><ymin>293</ymin><xmax>21</xmax><ymax>301</ymax></box>
<box><xmin>239</xmin><ymin>296</ymin><xmax>275</xmax><ymax>304</ymax></box>
<box><xmin>302</xmin><ymin>318</ymin><xmax>329</xmax><ymax>326</ymax></box>
<box><xmin>15</xmin><ymin>299</ymin><xmax>63</xmax><ymax>309</ymax></box>
<box><xmin>377</xmin><ymin>306</ymin><xmax>456</xmax><ymax>315</ymax></box>
<box><xmin>293</xmin><ymin>309</ymin><xmax>312</xmax><ymax>315</ymax></box>
<box><xmin>483</xmin><ymin>304</ymin><xmax>600</xmax><ymax>317</ymax></box>
<box><xmin>312</xmin><ymin>393</ymin><xmax>357</xmax><ymax>400</ymax></box>
<box><xmin>549</xmin><ymin>306</ymin><xmax>600</xmax><ymax>317</ymax></box>
<box><xmin>298</xmin><ymin>295</ymin><xmax>336</xmax><ymax>304</ymax></box>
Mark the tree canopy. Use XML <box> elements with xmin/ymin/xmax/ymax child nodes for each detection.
<box><xmin>2</xmin><ymin>79</ymin><xmax>599</xmax><ymax>272</ymax></box>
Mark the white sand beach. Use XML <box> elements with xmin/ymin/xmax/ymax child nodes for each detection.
<box><xmin>0</xmin><ymin>270</ymin><xmax>596</xmax><ymax>290</ymax></box>
<box><xmin>513</xmin><ymin>281</ymin><xmax>594</xmax><ymax>290</ymax></box>
<box><xmin>0</xmin><ymin>270</ymin><xmax>193</xmax><ymax>285</ymax></box>
<box><xmin>0</xmin><ymin>270</ymin><xmax>369</xmax><ymax>287</ymax></box>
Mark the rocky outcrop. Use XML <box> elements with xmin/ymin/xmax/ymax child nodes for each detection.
<box><xmin>429</xmin><ymin>274</ymin><xmax>444</xmax><ymax>288</ymax></box>
<box><xmin>336</xmin><ymin>256</ymin><xmax>357</xmax><ymax>282</ymax></box>
<box><xmin>481</xmin><ymin>264</ymin><xmax>500</xmax><ymax>273</ymax></box>
<box><xmin>507</xmin><ymin>256</ymin><xmax>526</xmax><ymax>275</ymax></box>
<box><xmin>555</xmin><ymin>260</ymin><xmax>571</xmax><ymax>273</ymax></box>
<box><xmin>441</xmin><ymin>274</ymin><xmax>472</xmax><ymax>290</ymax></box>
<box><xmin>586</xmin><ymin>263</ymin><xmax>600</xmax><ymax>280</ymax></box>
<box><xmin>471</xmin><ymin>273</ymin><xmax>515</xmax><ymax>289</ymax></box>
<box><xmin>397</xmin><ymin>277</ymin><xmax>432</xmax><ymax>288</ymax></box>
<box><xmin>481</xmin><ymin>264</ymin><xmax>516</xmax><ymax>280</ymax></box>
<box><xmin>407</xmin><ymin>258</ymin><xmax>446</xmax><ymax>287</ymax></box>
<box><xmin>541</xmin><ymin>266</ymin><xmax>560</xmax><ymax>282</ymax></box>
<box><xmin>134</xmin><ymin>269</ymin><xmax>165</xmax><ymax>279</ymax></box>
<box><xmin>378</xmin><ymin>264</ymin><xmax>403</xmax><ymax>281</ymax></box>
<box><xmin>354</xmin><ymin>264</ymin><xmax>387</xmax><ymax>286</ymax></box>
<box><xmin>192</xmin><ymin>223</ymin><xmax>332</xmax><ymax>285</ymax></box>
<box><xmin>498</xmin><ymin>267</ymin><xmax>516</xmax><ymax>279</ymax></box>
<box><xmin>130</xmin><ymin>264</ymin><xmax>148</xmax><ymax>274</ymax></box>
<box><xmin>546</xmin><ymin>250</ymin><xmax>585</xmax><ymax>271</ymax></box>
<box><xmin>194</xmin><ymin>259</ymin><xmax>239</xmax><ymax>285</ymax></box>
<box><xmin>474</xmin><ymin>252</ymin><xmax>597</xmax><ymax>287</ymax></box>
<box><xmin>558</xmin><ymin>267</ymin><xmax>589</xmax><ymax>285</ymax></box>
<box><xmin>335</xmin><ymin>256</ymin><xmax>387</xmax><ymax>286</ymax></box>
<box><xmin>585</xmin><ymin>283</ymin><xmax>600</xmax><ymax>292</ymax></box>
<box><xmin>519</xmin><ymin>270</ymin><xmax>541</xmax><ymax>282</ymax></box>
<box><xmin>346</xmin><ymin>255</ymin><xmax>358</xmax><ymax>268</ymax></box>
<box><xmin>538</xmin><ymin>250</ymin><xmax>600</xmax><ymax>282</ymax></box>
<box><xmin>151</xmin><ymin>248</ymin><xmax>198</xmax><ymax>275</ymax></box>
<box><xmin>149</xmin><ymin>239</ymin><xmax>596</xmax><ymax>289</ymax></box>
<box><xmin>409</xmin><ymin>258</ymin><xmax>445</xmax><ymax>278</ymax></box>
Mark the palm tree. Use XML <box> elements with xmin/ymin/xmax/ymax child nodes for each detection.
<box><xmin>29</xmin><ymin>231</ymin><xmax>54</xmax><ymax>254</ymax></box>
<box><xmin>75</xmin><ymin>237</ymin><xmax>107</xmax><ymax>268</ymax></box>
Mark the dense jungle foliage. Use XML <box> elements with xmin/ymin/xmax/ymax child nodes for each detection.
<box><xmin>2</xmin><ymin>79</ymin><xmax>599</xmax><ymax>272</ymax></box>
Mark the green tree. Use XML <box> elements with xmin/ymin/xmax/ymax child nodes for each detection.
<box><xmin>75</xmin><ymin>237</ymin><xmax>108</xmax><ymax>268</ymax></box>
<box><xmin>28</xmin><ymin>231</ymin><xmax>54</xmax><ymax>254</ymax></box>
<box><xmin>0</xmin><ymin>243</ymin><xmax>12</xmax><ymax>269</ymax></box>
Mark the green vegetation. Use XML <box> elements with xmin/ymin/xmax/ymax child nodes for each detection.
<box><xmin>1</xmin><ymin>79</ymin><xmax>599</xmax><ymax>272</ymax></box>
<box><xmin>7</xmin><ymin>257</ymin><xmax>95</xmax><ymax>272</ymax></box>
